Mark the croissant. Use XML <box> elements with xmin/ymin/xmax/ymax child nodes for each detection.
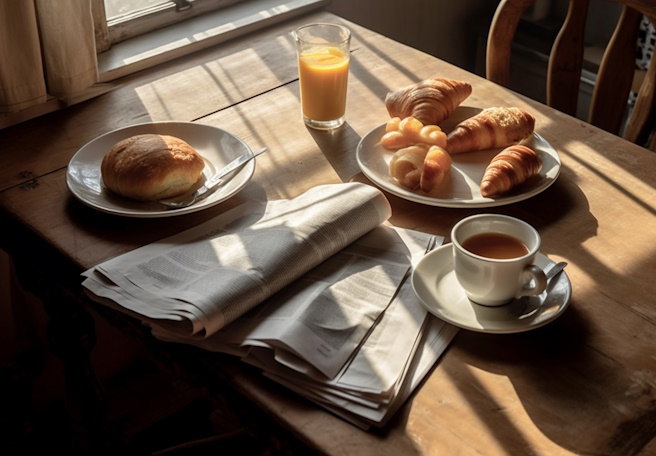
<box><xmin>385</xmin><ymin>78</ymin><xmax>472</xmax><ymax>126</ymax></box>
<box><xmin>446</xmin><ymin>107</ymin><xmax>535</xmax><ymax>154</ymax></box>
<box><xmin>381</xmin><ymin>116</ymin><xmax>447</xmax><ymax>150</ymax></box>
<box><xmin>420</xmin><ymin>145</ymin><xmax>452</xmax><ymax>193</ymax></box>
<box><xmin>480</xmin><ymin>145</ymin><xmax>542</xmax><ymax>197</ymax></box>
<box><xmin>388</xmin><ymin>144</ymin><xmax>429</xmax><ymax>189</ymax></box>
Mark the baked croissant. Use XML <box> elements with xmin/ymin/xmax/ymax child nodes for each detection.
<box><xmin>446</xmin><ymin>107</ymin><xmax>535</xmax><ymax>154</ymax></box>
<box><xmin>480</xmin><ymin>145</ymin><xmax>542</xmax><ymax>197</ymax></box>
<box><xmin>420</xmin><ymin>145</ymin><xmax>452</xmax><ymax>193</ymax></box>
<box><xmin>385</xmin><ymin>78</ymin><xmax>472</xmax><ymax>126</ymax></box>
<box><xmin>381</xmin><ymin>116</ymin><xmax>447</xmax><ymax>150</ymax></box>
<box><xmin>388</xmin><ymin>144</ymin><xmax>429</xmax><ymax>189</ymax></box>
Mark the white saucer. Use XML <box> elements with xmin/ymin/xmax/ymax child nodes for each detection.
<box><xmin>411</xmin><ymin>244</ymin><xmax>571</xmax><ymax>334</ymax></box>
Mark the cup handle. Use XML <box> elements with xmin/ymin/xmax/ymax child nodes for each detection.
<box><xmin>516</xmin><ymin>264</ymin><xmax>547</xmax><ymax>298</ymax></box>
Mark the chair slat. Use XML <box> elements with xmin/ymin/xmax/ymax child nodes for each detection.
<box><xmin>590</xmin><ymin>6</ymin><xmax>642</xmax><ymax>134</ymax></box>
<box><xmin>547</xmin><ymin>0</ymin><xmax>589</xmax><ymax>116</ymax></box>
<box><xmin>486</xmin><ymin>0</ymin><xmax>536</xmax><ymax>87</ymax></box>
<box><xmin>625</xmin><ymin>47</ymin><xmax>656</xmax><ymax>148</ymax></box>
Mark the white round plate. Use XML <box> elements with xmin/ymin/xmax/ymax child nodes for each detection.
<box><xmin>66</xmin><ymin>122</ymin><xmax>255</xmax><ymax>218</ymax></box>
<box><xmin>356</xmin><ymin>107</ymin><xmax>561</xmax><ymax>208</ymax></box>
<box><xmin>411</xmin><ymin>244</ymin><xmax>571</xmax><ymax>334</ymax></box>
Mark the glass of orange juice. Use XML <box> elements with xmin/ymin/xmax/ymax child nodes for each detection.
<box><xmin>293</xmin><ymin>23</ymin><xmax>351</xmax><ymax>130</ymax></box>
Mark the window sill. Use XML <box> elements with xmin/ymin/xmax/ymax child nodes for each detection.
<box><xmin>98</xmin><ymin>0</ymin><xmax>328</xmax><ymax>82</ymax></box>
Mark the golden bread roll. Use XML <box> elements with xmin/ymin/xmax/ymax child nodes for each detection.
<box><xmin>381</xmin><ymin>116</ymin><xmax>447</xmax><ymax>150</ymax></box>
<box><xmin>480</xmin><ymin>144</ymin><xmax>542</xmax><ymax>197</ymax></box>
<box><xmin>101</xmin><ymin>134</ymin><xmax>205</xmax><ymax>201</ymax></box>
<box><xmin>446</xmin><ymin>107</ymin><xmax>535</xmax><ymax>154</ymax></box>
<box><xmin>385</xmin><ymin>78</ymin><xmax>472</xmax><ymax>126</ymax></box>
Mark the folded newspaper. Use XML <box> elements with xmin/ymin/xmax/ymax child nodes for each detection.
<box><xmin>82</xmin><ymin>182</ymin><xmax>457</xmax><ymax>428</ymax></box>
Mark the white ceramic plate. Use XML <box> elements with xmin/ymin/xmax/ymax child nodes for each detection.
<box><xmin>411</xmin><ymin>244</ymin><xmax>571</xmax><ymax>334</ymax></box>
<box><xmin>356</xmin><ymin>107</ymin><xmax>561</xmax><ymax>208</ymax></box>
<box><xmin>66</xmin><ymin>122</ymin><xmax>255</xmax><ymax>218</ymax></box>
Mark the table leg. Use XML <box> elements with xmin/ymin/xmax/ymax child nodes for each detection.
<box><xmin>43</xmin><ymin>286</ymin><xmax>109</xmax><ymax>453</ymax></box>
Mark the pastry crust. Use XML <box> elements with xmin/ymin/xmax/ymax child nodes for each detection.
<box><xmin>446</xmin><ymin>107</ymin><xmax>535</xmax><ymax>154</ymax></box>
<box><xmin>101</xmin><ymin>134</ymin><xmax>205</xmax><ymax>201</ymax></box>
<box><xmin>385</xmin><ymin>78</ymin><xmax>472</xmax><ymax>126</ymax></box>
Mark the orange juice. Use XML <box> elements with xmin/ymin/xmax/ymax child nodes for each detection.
<box><xmin>298</xmin><ymin>47</ymin><xmax>349</xmax><ymax>122</ymax></box>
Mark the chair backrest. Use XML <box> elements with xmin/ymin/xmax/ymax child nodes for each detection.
<box><xmin>486</xmin><ymin>0</ymin><xmax>656</xmax><ymax>150</ymax></box>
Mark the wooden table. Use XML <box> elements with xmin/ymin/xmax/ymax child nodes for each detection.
<box><xmin>2</xmin><ymin>9</ymin><xmax>656</xmax><ymax>455</ymax></box>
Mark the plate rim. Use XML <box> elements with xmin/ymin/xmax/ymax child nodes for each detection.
<box><xmin>411</xmin><ymin>243</ymin><xmax>572</xmax><ymax>334</ymax></box>
<box><xmin>356</xmin><ymin>121</ymin><xmax>561</xmax><ymax>208</ymax></box>
<box><xmin>66</xmin><ymin>121</ymin><xmax>255</xmax><ymax>218</ymax></box>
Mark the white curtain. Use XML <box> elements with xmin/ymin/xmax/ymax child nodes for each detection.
<box><xmin>0</xmin><ymin>0</ymin><xmax>98</xmax><ymax>113</ymax></box>
<box><xmin>0</xmin><ymin>0</ymin><xmax>98</xmax><ymax>379</ymax></box>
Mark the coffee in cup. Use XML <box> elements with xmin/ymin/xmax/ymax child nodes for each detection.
<box><xmin>451</xmin><ymin>214</ymin><xmax>547</xmax><ymax>306</ymax></box>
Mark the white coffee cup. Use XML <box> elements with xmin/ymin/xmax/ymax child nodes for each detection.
<box><xmin>451</xmin><ymin>214</ymin><xmax>547</xmax><ymax>306</ymax></box>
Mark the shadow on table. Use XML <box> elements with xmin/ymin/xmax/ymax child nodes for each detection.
<box><xmin>305</xmin><ymin>121</ymin><xmax>364</xmax><ymax>184</ymax></box>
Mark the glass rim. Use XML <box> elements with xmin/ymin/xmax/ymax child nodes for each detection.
<box><xmin>294</xmin><ymin>22</ymin><xmax>351</xmax><ymax>45</ymax></box>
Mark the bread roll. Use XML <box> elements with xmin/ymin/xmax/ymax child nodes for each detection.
<box><xmin>101</xmin><ymin>134</ymin><xmax>205</xmax><ymax>201</ymax></box>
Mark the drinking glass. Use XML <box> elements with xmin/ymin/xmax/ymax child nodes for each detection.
<box><xmin>293</xmin><ymin>23</ymin><xmax>351</xmax><ymax>130</ymax></box>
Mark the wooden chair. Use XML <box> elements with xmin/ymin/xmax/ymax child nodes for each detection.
<box><xmin>486</xmin><ymin>0</ymin><xmax>656</xmax><ymax>150</ymax></box>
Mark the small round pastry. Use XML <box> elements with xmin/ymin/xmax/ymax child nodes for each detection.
<box><xmin>388</xmin><ymin>144</ymin><xmax>430</xmax><ymax>189</ymax></box>
<box><xmin>101</xmin><ymin>134</ymin><xmax>205</xmax><ymax>201</ymax></box>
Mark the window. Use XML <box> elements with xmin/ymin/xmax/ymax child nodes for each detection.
<box><xmin>0</xmin><ymin>0</ymin><xmax>324</xmax><ymax>128</ymax></box>
<box><xmin>93</xmin><ymin>0</ymin><xmax>247</xmax><ymax>52</ymax></box>
<box><xmin>93</xmin><ymin>0</ymin><xmax>327</xmax><ymax>82</ymax></box>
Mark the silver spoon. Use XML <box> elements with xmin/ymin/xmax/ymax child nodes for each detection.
<box><xmin>159</xmin><ymin>147</ymin><xmax>267</xmax><ymax>209</ymax></box>
<box><xmin>510</xmin><ymin>261</ymin><xmax>568</xmax><ymax>318</ymax></box>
